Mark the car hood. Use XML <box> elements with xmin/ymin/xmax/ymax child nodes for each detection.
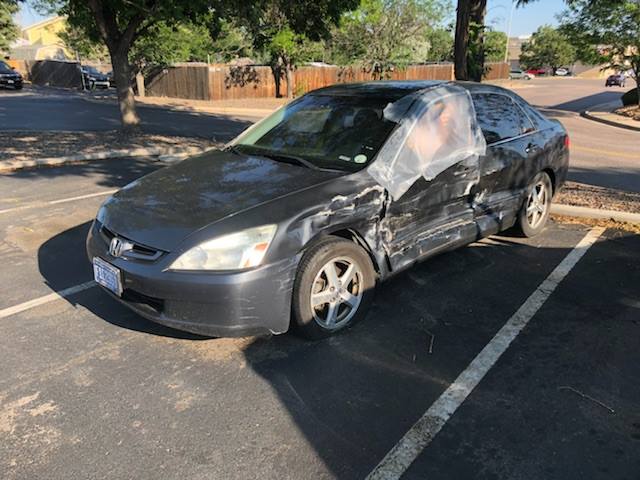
<box><xmin>99</xmin><ymin>149</ymin><xmax>342</xmax><ymax>251</ymax></box>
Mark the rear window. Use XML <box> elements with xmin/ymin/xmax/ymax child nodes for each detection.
<box><xmin>472</xmin><ymin>93</ymin><xmax>534</xmax><ymax>144</ymax></box>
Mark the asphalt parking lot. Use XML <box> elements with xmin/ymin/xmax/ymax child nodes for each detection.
<box><xmin>1</xmin><ymin>157</ymin><xmax>638</xmax><ymax>479</ymax></box>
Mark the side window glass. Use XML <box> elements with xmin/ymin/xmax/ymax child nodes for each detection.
<box><xmin>472</xmin><ymin>93</ymin><xmax>530</xmax><ymax>144</ymax></box>
<box><xmin>513</xmin><ymin>102</ymin><xmax>536</xmax><ymax>134</ymax></box>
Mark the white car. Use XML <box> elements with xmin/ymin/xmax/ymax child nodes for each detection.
<box><xmin>555</xmin><ymin>68</ymin><xmax>570</xmax><ymax>76</ymax></box>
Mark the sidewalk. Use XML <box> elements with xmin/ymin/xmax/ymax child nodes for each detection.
<box><xmin>85</xmin><ymin>90</ymin><xmax>280</xmax><ymax>117</ymax></box>
<box><xmin>582</xmin><ymin>100</ymin><xmax>640</xmax><ymax>132</ymax></box>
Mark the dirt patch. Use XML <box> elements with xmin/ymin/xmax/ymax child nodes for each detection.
<box><xmin>615</xmin><ymin>104</ymin><xmax>640</xmax><ymax>121</ymax></box>
<box><xmin>555</xmin><ymin>181</ymin><xmax>640</xmax><ymax>214</ymax></box>
<box><xmin>552</xmin><ymin>214</ymin><xmax>640</xmax><ymax>234</ymax></box>
<box><xmin>0</xmin><ymin>131</ymin><xmax>216</xmax><ymax>163</ymax></box>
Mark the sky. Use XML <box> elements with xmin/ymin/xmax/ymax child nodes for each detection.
<box><xmin>16</xmin><ymin>0</ymin><xmax>566</xmax><ymax>37</ymax></box>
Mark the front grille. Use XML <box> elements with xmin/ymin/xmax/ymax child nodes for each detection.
<box><xmin>100</xmin><ymin>225</ymin><xmax>164</xmax><ymax>261</ymax></box>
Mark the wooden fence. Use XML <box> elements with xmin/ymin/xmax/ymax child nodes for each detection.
<box><xmin>145</xmin><ymin>62</ymin><xmax>510</xmax><ymax>101</ymax></box>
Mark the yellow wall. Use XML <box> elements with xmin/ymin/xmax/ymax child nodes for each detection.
<box><xmin>23</xmin><ymin>17</ymin><xmax>67</xmax><ymax>47</ymax></box>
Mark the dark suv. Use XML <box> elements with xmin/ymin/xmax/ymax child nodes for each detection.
<box><xmin>0</xmin><ymin>61</ymin><xmax>23</xmax><ymax>90</ymax></box>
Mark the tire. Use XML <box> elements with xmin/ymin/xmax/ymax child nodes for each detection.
<box><xmin>292</xmin><ymin>237</ymin><xmax>376</xmax><ymax>340</ymax></box>
<box><xmin>517</xmin><ymin>172</ymin><xmax>553</xmax><ymax>238</ymax></box>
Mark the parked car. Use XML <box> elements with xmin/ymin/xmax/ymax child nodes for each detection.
<box><xmin>509</xmin><ymin>69</ymin><xmax>533</xmax><ymax>80</ymax></box>
<box><xmin>87</xmin><ymin>81</ymin><xmax>569</xmax><ymax>339</ymax></box>
<box><xmin>605</xmin><ymin>74</ymin><xmax>626</xmax><ymax>87</ymax></box>
<box><xmin>106</xmin><ymin>71</ymin><xmax>115</xmax><ymax>88</ymax></box>
<box><xmin>0</xmin><ymin>61</ymin><xmax>23</xmax><ymax>90</ymax></box>
<box><xmin>554</xmin><ymin>68</ymin><xmax>570</xmax><ymax>76</ymax></box>
<box><xmin>526</xmin><ymin>68</ymin><xmax>547</xmax><ymax>76</ymax></box>
<box><xmin>80</xmin><ymin>65</ymin><xmax>110</xmax><ymax>89</ymax></box>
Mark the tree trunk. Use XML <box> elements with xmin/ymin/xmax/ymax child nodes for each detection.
<box><xmin>110</xmin><ymin>49</ymin><xmax>140</xmax><ymax>132</ymax></box>
<box><xmin>469</xmin><ymin>0</ymin><xmax>487</xmax><ymax>82</ymax></box>
<box><xmin>454</xmin><ymin>0</ymin><xmax>471</xmax><ymax>80</ymax></box>
<box><xmin>285</xmin><ymin>61</ymin><xmax>293</xmax><ymax>99</ymax></box>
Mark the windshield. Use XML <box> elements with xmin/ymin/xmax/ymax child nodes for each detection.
<box><xmin>0</xmin><ymin>61</ymin><xmax>13</xmax><ymax>73</ymax></box>
<box><xmin>232</xmin><ymin>94</ymin><xmax>399</xmax><ymax>172</ymax></box>
<box><xmin>83</xmin><ymin>66</ymin><xmax>101</xmax><ymax>75</ymax></box>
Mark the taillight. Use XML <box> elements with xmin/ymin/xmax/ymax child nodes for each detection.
<box><xmin>564</xmin><ymin>135</ymin><xmax>570</xmax><ymax>148</ymax></box>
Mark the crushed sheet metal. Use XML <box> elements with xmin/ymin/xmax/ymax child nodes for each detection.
<box><xmin>366</xmin><ymin>226</ymin><xmax>606</xmax><ymax>480</ymax></box>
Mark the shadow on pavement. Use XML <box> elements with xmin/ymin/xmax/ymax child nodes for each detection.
<box><xmin>4</xmin><ymin>156</ymin><xmax>164</xmax><ymax>189</ymax></box>
<box><xmin>549</xmin><ymin>91</ymin><xmax>622</xmax><ymax>112</ymax></box>
<box><xmin>36</xmin><ymin>217</ymin><xmax>640</xmax><ymax>478</ymax></box>
<box><xmin>568</xmin><ymin>165</ymin><xmax>640</xmax><ymax>193</ymax></box>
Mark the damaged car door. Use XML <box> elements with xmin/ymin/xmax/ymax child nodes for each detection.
<box><xmin>382</xmin><ymin>161</ymin><xmax>479</xmax><ymax>271</ymax></box>
<box><xmin>470</xmin><ymin>92</ymin><xmax>537</xmax><ymax>235</ymax></box>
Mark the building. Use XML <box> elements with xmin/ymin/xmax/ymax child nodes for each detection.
<box><xmin>10</xmin><ymin>16</ymin><xmax>72</xmax><ymax>61</ymax></box>
<box><xmin>506</xmin><ymin>35</ymin><xmax>530</xmax><ymax>69</ymax></box>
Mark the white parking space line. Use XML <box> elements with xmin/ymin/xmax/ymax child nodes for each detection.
<box><xmin>366</xmin><ymin>226</ymin><xmax>606</xmax><ymax>480</ymax></box>
<box><xmin>0</xmin><ymin>281</ymin><xmax>96</xmax><ymax>320</ymax></box>
<box><xmin>0</xmin><ymin>189</ymin><xmax>117</xmax><ymax>215</ymax></box>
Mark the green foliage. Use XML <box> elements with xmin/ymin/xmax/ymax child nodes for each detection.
<box><xmin>560</xmin><ymin>0</ymin><xmax>639</xmax><ymax>104</ymax></box>
<box><xmin>130</xmin><ymin>21</ymin><xmax>213</xmax><ymax>73</ymax></box>
<box><xmin>210</xmin><ymin>20</ymin><xmax>256</xmax><ymax>63</ymax></box>
<box><xmin>59</xmin><ymin>23</ymin><xmax>110</xmax><ymax>61</ymax></box>
<box><xmin>425</xmin><ymin>28</ymin><xmax>453</xmax><ymax>62</ymax></box>
<box><xmin>484</xmin><ymin>29</ymin><xmax>507</xmax><ymax>62</ymax></box>
<box><xmin>0</xmin><ymin>0</ymin><xmax>19</xmax><ymax>53</ymax></box>
<box><xmin>330</xmin><ymin>0</ymin><xmax>451</xmax><ymax>78</ymax></box>
<box><xmin>519</xmin><ymin>25</ymin><xmax>576</xmax><ymax>72</ymax></box>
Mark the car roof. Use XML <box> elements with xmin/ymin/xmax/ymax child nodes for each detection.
<box><xmin>309</xmin><ymin>80</ymin><xmax>512</xmax><ymax>100</ymax></box>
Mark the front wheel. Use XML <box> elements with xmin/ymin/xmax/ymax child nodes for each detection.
<box><xmin>517</xmin><ymin>172</ymin><xmax>553</xmax><ymax>237</ymax></box>
<box><xmin>292</xmin><ymin>237</ymin><xmax>376</xmax><ymax>339</ymax></box>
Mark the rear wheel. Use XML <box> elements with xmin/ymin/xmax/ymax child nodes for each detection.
<box><xmin>292</xmin><ymin>237</ymin><xmax>376</xmax><ymax>339</ymax></box>
<box><xmin>517</xmin><ymin>172</ymin><xmax>553</xmax><ymax>237</ymax></box>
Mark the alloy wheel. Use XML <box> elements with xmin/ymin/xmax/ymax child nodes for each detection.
<box><xmin>526</xmin><ymin>180</ymin><xmax>549</xmax><ymax>229</ymax></box>
<box><xmin>310</xmin><ymin>256</ymin><xmax>363</xmax><ymax>330</ymax></box>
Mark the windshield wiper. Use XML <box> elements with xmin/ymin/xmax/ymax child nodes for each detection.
<box><xmin>229</xmin><ymin>145</ymin><xmax>340</xmax><ymax>172</ymax></box>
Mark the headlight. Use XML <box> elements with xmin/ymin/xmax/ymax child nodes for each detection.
<box><xmin>169</xmin><ymin>225</ymin><xmax>277</xmax><ymax>271</ymax></box>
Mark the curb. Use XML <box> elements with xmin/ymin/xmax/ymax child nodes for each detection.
<box><xmin>580</xmin><ymin>110</ymin><xmax>640</xmax><ymax>132</ymax></box>
<box><xmin>0</xmin><ymin>146</ymin><xmax>212</xmax><ymax>174</ymax></box>
<box><xmin>80</xmin><ymin>94</ymin><xmax>275</xmax><ymax>118</ymax></box>
<box><xmin>551</xmin><ymin>204</ymin><xmax>640</xmax><ymax>224</ymax></box>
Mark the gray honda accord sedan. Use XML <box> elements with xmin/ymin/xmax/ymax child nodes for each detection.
<box><xmin>87</xmin><ymin>80</ymin><xmax>569</xmax><ymax>339</ymax></box>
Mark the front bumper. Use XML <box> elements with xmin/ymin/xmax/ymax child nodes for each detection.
<box><xmin>86</xmin><ymin>221</ymin><xmax>298</xmax><ymax>337</ymax></box>
<box><xmin>0</xmin><ymin>77</ymin><xmax>22</xmax><ymax>88</ymax></box>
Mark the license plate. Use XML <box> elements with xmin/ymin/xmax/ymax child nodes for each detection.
<box><xmin>7</xmin><ymin>80</ymin><xmax>13</xmax><ymax>84</ymax></box>
<box><xmin>93</xmin><ymin>257</ymin><xmax>122</xmax><ymax>296</ymax></box>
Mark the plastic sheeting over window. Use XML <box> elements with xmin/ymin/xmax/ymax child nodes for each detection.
<box><xmin>367</xmin><ymin>84</ymin><xmax>487</xmax><ymax>200</ymax></box>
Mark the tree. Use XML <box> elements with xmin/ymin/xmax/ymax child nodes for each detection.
<box><xmin>130</xmin><ymin>21</ymin><xmax>214</xmax><ymax>76</ymax></box>
<box><xmin>484</xmin><ymin>29</ymin><xmax>507</xmax><ymax>62</ymax></box>
<box><xmin>454</xmin><ymin>0</ymin><xmax>488</xmax><ymax>81</ymax></box>
<box><xmin>425</xmin><ymin>28</ymin><xmax>454</xmax><ymax>62</ymax></box>
<box><xmin>560</xmin><ymin>0</ymin><xmax>640</xmax><ymax>106</ymax></box>
<box><xmin>210</xmin><ymin>19</ymin><xmax>256</xmax><ymax>63</ymax></box>
<box><xmin>245</xmin><ymin>0</ymin><xmax>358</xmax><ymax>98</ymax></box>
<box><xmin>59</xmin><ymin>23</ymin><xmax>110</xmax><ymax>62</ymax></box>
<box><xmin>519</xmin><ymin>25</ymin><xmax>576</xmax><ymax>74</ymax></box>
<box><xmin>330</xmin><ymin>0</ymin><xmax>450</xmax><ymax>78</ymax></box>
<box><xmin>0</xmin><ymin>0</ymin><xmax>19</xmax><ymax>54</ymax></box>
<box><xmin>38</xmin><ymin>0</ymin><xmax>226</xmax><ymax>132</ymax></box>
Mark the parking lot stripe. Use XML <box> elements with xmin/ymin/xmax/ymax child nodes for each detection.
<box><xmin>0</xmin><ymin>280</ymin><xmax>96</xmax><ymax>320</ymax></box>
<box><xmin>0</xmin><ymin>189</ymin><xmax>117</xmax><ymax>215</ymax></box>
<box><xmin>366</xmin><ymin>226</ymin><xmax>606</xmax><ymax>480</ymax></box>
